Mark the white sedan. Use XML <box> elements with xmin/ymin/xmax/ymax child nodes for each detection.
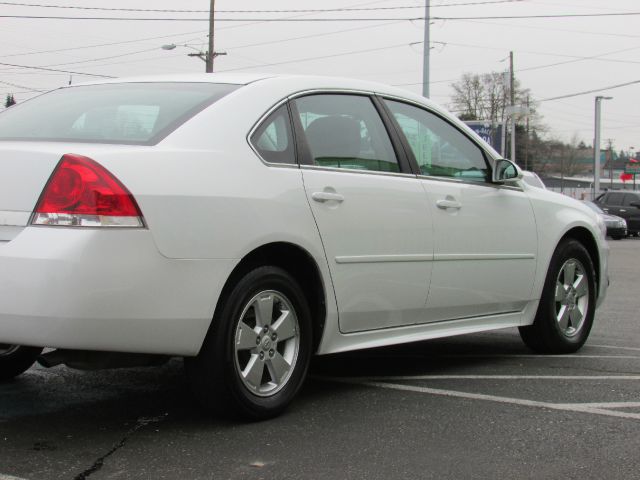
<box><xmin>0</xmin><ymin>74</ymin><xmax>608</xmax><ymax>419</ymax></box>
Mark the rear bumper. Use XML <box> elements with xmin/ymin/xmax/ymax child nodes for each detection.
<box><xmin>0</xmin><ymin>227</ymin><xmax>235</xmax><ymax>356</ymax></box>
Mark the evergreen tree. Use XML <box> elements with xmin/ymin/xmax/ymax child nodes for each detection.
<box><xmin>4</xmin><ymin>94</ymin><xmax>16</xmax><ymax>108</ymax></box>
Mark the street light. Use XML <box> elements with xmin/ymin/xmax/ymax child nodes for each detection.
<box><xmin>161</xmin><ymin>44</ymin><xmax>227</xmax><ymax>72</ymax></box>
<box><xmin>594</xmin><ymin>95</ymin><xmax>613</xmax><ymax>197</ymax></box>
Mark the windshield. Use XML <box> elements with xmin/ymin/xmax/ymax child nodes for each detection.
<box><xmin>584</xmin><ymin>201</ymin><xmax>604</xmax><ymax>215</ymax></box>
<box><xmin>0</xmin><ymin>82</ymin><xmax>239</xmax><ymax>145</ymax></box>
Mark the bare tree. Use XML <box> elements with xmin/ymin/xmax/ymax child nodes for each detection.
<box><xmin>449</xmin><ymin>71</ymin><xmax>532</xmax><ymax>124</ymax></box>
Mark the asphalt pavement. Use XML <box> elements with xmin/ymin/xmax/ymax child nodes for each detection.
<box><xmin>1</xmin><ymin>238</ymin><xmax>639</xmax><ymax>480</ymax></box>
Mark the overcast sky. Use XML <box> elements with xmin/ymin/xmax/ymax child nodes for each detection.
<box><xmin>1</xmin><ymin>0</ymin><xmax>638</xmax><ymax>154</ymax></box>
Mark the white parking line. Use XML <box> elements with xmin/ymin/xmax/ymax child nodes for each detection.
<box><xmin>558</xmin><ymin>401</ymin><xmax>640</xmax><ymax>409</ymax></box>
<box><xmin>589</xmin><ymin>344</ymin><xmax>640</xmax><ymax>353</ymax></box>
<box><xmin>352</xmin><ymin>380</ymin><xmax>640</xmax><ymax>421</ymax></box>
<box><xmin>436</xmin><ymin>354</ymin><xmax>640</xmax><ymax>359</ymax></box>
<box><xmin>0</xmin><ymin>474</ymin><xmax>29</xmax><ymax>480</ymax></box>
<box><xmin>340</xmin><ymin>375</ymin><xmax>640</xmax><ymax>381</ymax></box>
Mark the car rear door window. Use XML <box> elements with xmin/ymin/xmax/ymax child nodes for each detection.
<box><xmin>292</xmin><ymin>94</ymin><xmax>400</xmax><ymax>173</ymax></box>
<box><xmin>384</xmin><ymin>99</ymin><xmax>489</xmax><ymax>182</ymax></box>
<box><xmin>607</xmin><ymin>193</ymin><xmax>624</xmax><ymax>205</ymax></box>
<box><xmin>250</xmin><ymin>104</ymin><xmax>296</xmax><ymax>165</ymax></box>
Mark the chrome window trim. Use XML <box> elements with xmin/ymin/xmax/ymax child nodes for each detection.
<box><xmin>416</xmin><ymin>174</ymin><xmax>523</xmax><ymax>191</ymax></box>
<box><xmin>246</xmin><ymin>97</ymin><xmax>299</xmax><ymax>168</ymax></box>
<box><xmin>300</xmin><ymin>164</ymin><xmax>416</xmax><ymax>179</ymax></box>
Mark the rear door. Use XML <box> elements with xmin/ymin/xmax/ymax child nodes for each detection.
<box><xmin>291</xmin><ymin>93</ymin><xmax>435</xmax><ymax>333</ymax></box>
<box><xmin>382</xmin><ymin>98</ymin><xmax>537</xmax><ymax>323</ymax></box>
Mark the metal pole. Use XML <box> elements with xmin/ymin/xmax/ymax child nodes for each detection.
<box><xmin>509</xmin><ymin>51</ymin><xmax>516</xmax><ymax>163</ymax></box>
<box><xmin>206</xmin><ymin>0</ymin><xmax>215</xmax><ymax>73</ymax></box>
<box><xmin>422</xmin><ymin>0</ymin><xmax>430</xmax><ymax>98</ymax></box>
<box><xmin>594</xmin><ymin>97</ymin><xmax>602</xmax><ymax>197</ymax></box>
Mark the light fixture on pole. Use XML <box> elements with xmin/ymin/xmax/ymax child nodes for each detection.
<box><xmin>161</xmin><ymin>44</ymin><xmax>227</xmax><ymax>72</ymax></box>
<box><xmin>593</xmin><ymin>95</ymin><xmax>613</xmax><ymax>197</ymax></box>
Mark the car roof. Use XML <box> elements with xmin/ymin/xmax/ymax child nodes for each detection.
<box><xmin>69</xmin><ymin>73</ymin><xmax>442</xmax><ymax>110</ymax></box>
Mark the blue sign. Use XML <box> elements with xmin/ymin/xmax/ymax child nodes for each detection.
<box><xmin>464</xmin><ymin>121</ymin><xmax>503</xmax><ymax>156</ymax></box>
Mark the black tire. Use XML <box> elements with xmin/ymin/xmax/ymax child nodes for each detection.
<box><xmin>519</xmin><ymin>239</ymin><xmax>596</xmax><ymax>354</ymax></box>
<box><xmin>185</xmin><ymin>266</ymin><xmax>313</xmax><ymax>420</ymax></box>
<box><xmin>610</xmin><ymin>235</ymin><xmax>623</xmax><ymax>240</ymax></box>
<box><xmin>0</xmin><ymin>345</ymin><xmax>43</xmax><ymax>381</ymax></box>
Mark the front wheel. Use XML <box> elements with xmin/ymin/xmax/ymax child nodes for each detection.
<box><xmin>519</xmin><ymin>239</ymin><xmax>596</xmax><ymax>353</ymax></box>
<box><xmin>0</xmin><ymin>345</ymin><xmax>43</xmax><ymax>381</ymax></box>
<box><xmin>186</xmin><ymin>266</ymin><xmax>313</xmax><ymax>420</ymax></box>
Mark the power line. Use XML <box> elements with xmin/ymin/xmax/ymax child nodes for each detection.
<box><xmin>0</xmin><ymin>61</ymin><xmax>114</xmax><ymax>78</ymax></box>
<box><xmin>218</xmin><ymin>42</ymin><xmax>418</xmax><ymax>73</ymax></box>
<box><xmin>2</xmin><ymin>12</ymin><xmax>640</xmax><ymax>21</ymax></box>
<box><xmin>0</xmin><ymin>30</ymin><xmax>207</xmax><ymax>59</ymax></box>
<box><xmin>539</xmin><ymin>80</ymin><xmax>640</xmax><ymax>102</ymax></box>
<box><xmin>0</xmin><ymin>1</ymin><xmax>525</xmax><ymax>13</ymax></box>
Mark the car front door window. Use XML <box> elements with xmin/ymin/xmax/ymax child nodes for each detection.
<box><xmin>384</xmin><ymin>99</ymin><xmax>489</xmax><ymax>182</ymax></box>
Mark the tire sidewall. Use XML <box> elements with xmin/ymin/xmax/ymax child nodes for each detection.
<box><xmin>538</xmin><ymin>240</ymin><xmax>597</xmax><ymax>350</ymax></box>
<box><xmin>199</xmin><ymin>266</ymin><xmax>312</xmax><ymax>419</ymax></box>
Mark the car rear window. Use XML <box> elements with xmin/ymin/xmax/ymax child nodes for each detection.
<box><xmin>0</xmin><ymin>82</ymin><xmax>240</xmax><ymax>145</ymax></box>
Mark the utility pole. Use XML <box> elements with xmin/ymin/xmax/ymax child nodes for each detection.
<box><xmin>509</xmin><ymin>51</ymin><xmax>516</xmax><ymax>163</ymax></box>
<box><xmin>206</xmin><ymin>0</ymin><xmax>215</xmax><ymax>73</ymax></box>
<box><xmin>422</xmin><ymin>0</ymin><xmax>430</xmax><ymax>98</ymax></box>
<box><xmin>525</xmin><ymin>94</ymin><xmax>530</xmax><ymax>171</ymax></box>
<box><xmin>594</xmin><ymin>95</ymin><xmax>612</xmax><ymax>197</ymax></box>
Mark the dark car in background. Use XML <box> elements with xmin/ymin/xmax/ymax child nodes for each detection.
<box><xmin>594</xmin><ymin>191</ymin><xmax>640</xmax><ymax>237</ymax></box>
<box><xmin>584</xmin><ymin>201</ymin><xmax>627</xmax><ymax>240</ymax></box>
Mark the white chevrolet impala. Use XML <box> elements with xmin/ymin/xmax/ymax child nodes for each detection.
<box><xmin>0</xmin><ymin>74</ymin><xmax>608</xmax><ymax>419</ymax></box>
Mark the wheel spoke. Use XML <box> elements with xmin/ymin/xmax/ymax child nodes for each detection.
<box><xmin>557</xmin><ymin>305</ymin><xmax>570</xmax><ymax>331</ymax></box>
<box><xmin>555</xmin><ymin>282</ymin><xmax>568</xmax><ymax>302</ymax></box>
<box><xmin>253</xmin><ymin>294</ymin><xmax>274</xmax><ymax>327</ymax></box>
<box><xmin>266</xmin><ymin>351</ymin><xmax>291</xmax><ymax>384</ymax></box>
<box><xmin>235</xmin><ymin>322</ymin><xmax>259</xmax><ymax>351</ymax></box>
<box><xmin>573</xmin><ymin>275</ymin><xmax>588</xmax><ymax>298</ymax></box>
<box><xmin>570</xmin><ymin>306</ymin><xmax>583</xmax><ymax>327</ymax></box>
<box><xmin>242</xmin><ymin>354</ymin><xmax>265</xmax><ymax>390</ymax></box>
<box><xmin>272</xmin><ymin>310</ymin><xmax>296</xmax><ymax>341</ymax></box>
<box><xmin>563</xmin><ymin>261</ymin><xmax>576</xmax><ymax>286</ymax></box>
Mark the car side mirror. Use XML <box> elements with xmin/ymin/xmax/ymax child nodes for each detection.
<box><xmin>630</xmin><ymin>201</ymin><xmax>640</xmax><ymax>208</ymax></box>
<box><xmin>492</xmin><ymin>159</ymin><xmax>522</xmax><ymax>185</ymax></box>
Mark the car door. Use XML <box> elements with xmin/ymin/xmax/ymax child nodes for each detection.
<box><xmin>598</xmin><ymin>192</ymin><xmax>624</xmax><ymax>217</ymax></box>
<box><xmin>622</xmin><ymin>193</ymin><xmax>640</xmax><ymax>233</ymax></box>
<box><xmin>290</xmin><ymin>93</ymin><xmax>435</xmax><ymax>333</ymax></box>
<box><xmin>382</xmin><ymin>98</ymin><xmax>537</xmax><ymax>323</ymax></box>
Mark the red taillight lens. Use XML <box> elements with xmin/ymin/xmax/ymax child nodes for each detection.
<box><xmin>32</xmin><ymin>154</ymin><xmax>144</xmax><ymax>227</ymax></box>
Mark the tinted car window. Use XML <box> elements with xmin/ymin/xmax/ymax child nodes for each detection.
<box><xmin>607</xmin><ymin>193</ymin><xmax>624</xmax><ymax>205</ymax></box>
<box><xmin>384</xmin><ymin>99</ymin><xmax>489</xmax><ymax>182</ymax></box>
<box><xmin>0</xmin><ymin>82</ymin><xmax>239</xmax><ymax>145</ymax></box>
<box><xmin>250</xmin><ymin>104</ymin><xmax>296</xmax><ymax>164</ymax></box>
<box><xmin>623</xmin><ymin>193</ymin><xmax>640</xmax><ymax>206</ymax></box>
<box><xmin>293</xmin><ymin>94</ymin><xmax>400</xmax><ymax>173</ymax></box>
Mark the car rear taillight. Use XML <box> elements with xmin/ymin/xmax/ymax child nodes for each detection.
<box><xmin>31</xmin><ymin>154</ymin><xmax>144</xmax><ymax>227</ymax></box>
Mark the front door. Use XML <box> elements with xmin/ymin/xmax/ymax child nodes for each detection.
<box><xmin>383</xmin><ymin>99</ymin><xmax>538</xmax><ymax>322</ymax></box>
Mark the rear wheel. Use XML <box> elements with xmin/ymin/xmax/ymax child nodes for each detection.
<box><xmin>0</xmin><ymin>345</ymin><xmax>43</xmax><ymax>381</ymax></box>
<box><xmin>186</xmin><ymin>266</ymin><xmax>312</xmax><ymax>420</ymax></box>
<box><xmin>519</xmin><ymin>239</ymin><xmax>596</xmax><ymax>353</ymax></box>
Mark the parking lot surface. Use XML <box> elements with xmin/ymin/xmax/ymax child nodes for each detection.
<box><xmin>1</xmin><ymin>239</ymin><xmax>639</xmax><ymax>480</ymax></box>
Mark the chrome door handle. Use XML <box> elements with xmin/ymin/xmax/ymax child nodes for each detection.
<box><xmin>620</xmin><ymin>209</ymin><xmax>627</xmax><ymax>212</ymax></box>
<box><xmin>436</xmin><ymin>199</ymin><xmax>462</xmax><ymax>210</ymax></box>
<box><xmin>312</xmin><ymin>192</ymin><xmax>344</xmax><ymax>203</ymax></box>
